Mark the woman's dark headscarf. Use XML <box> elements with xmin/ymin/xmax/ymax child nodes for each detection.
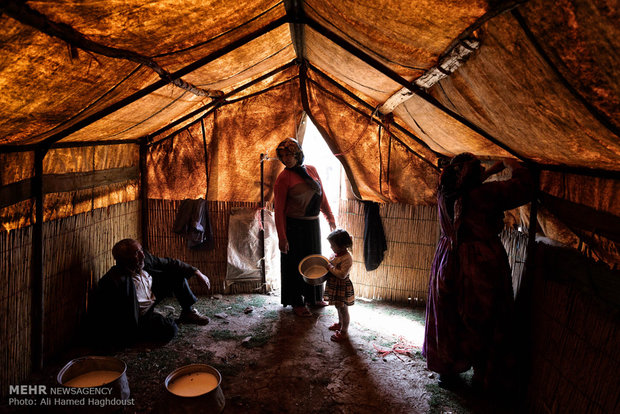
<box><xmin>276</xmin><ymin>137</ymin><xmax>323</xmax><ymax>215</ymax></box>
<box><xmin>439</xmin><ymin>153</ymin><xmax>481</xmax><ymax>197</ymax></box>
<box><xmin>438</xmin><ymin>152</ymin><xmax>482</xmax><ymax>225</ymax></box>
<box><xmin>276</xmin><ymin>138</ymin><xmax>305</xmax><ymax>166</ymax></box>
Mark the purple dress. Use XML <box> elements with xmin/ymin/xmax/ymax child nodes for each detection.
<box><xmin>423</xmin><ymin>166</ymin><xmax>532</xmax><ymax>389</ymax></box>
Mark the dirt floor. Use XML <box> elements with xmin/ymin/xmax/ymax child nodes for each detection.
<box><xmin>3</xmin><ymin>293</ymin><xmax>523</xmax><ymax>414</ymax></box>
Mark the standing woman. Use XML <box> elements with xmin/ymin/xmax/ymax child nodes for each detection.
<box><xmin>423</xmin><ymin>153</ymin><xmax>533</xmax><ymax>394</ymax></box>
<box><xmin>274</xmin><ymin>138</ymin><xmax>336</xmax><ymax>317</ymax></box>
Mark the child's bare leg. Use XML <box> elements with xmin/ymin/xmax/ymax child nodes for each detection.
<box><xmin>339</xmin><ymin>305</ymin><xmax>350</xmax><ymax>335</ymax></box>
<box><xmin>336</xmin><ymin>305</ymin><xmax>344</xmax><ymax>328</ymax></box>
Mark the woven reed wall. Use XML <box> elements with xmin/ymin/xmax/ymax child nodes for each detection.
<box><xmin>527</xmin><ymin>244</ymin><xmax>619</xmax><ymax>414</ymax></box>
<box><xmin>42</xmin><ymin>200</ymin><xmax>140</xmax><ymax>360</ymax></box>
<box><xmin>0</xmin><ymin>200</ymin><xmax>140</xmax><ymax>397</ymax></box>
<box><xmin>0</xmin><ymin>226</ymin><xmax>33</xmax><ymax>397</ymax></box>
<box><xmin>338</xmin><ymin>200</ymin><xmax>439</xmax><ymax>304</ymax></box>
<box><xmin>501</xmin><ymin>227</ymin><xmax>529</xmax><ymax>297</ymax></box>
<box><xmin>338</xmin><ymin>200</ymin><xmax>531</xmax><ymax>304</ymax></box>
<box><xmin>148</xmin><ymin>199</ymin><xmax>271</xmax><ymax>295</ymax></box>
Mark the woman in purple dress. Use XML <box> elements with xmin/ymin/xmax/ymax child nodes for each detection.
<box><xmin>423</xmin><ymin>154</ymin><xmax>533</xmax><ymax>393</ymax></box>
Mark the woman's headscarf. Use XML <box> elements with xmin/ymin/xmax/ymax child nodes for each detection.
<box><xmin>276</xmin><ymin>137</ymin><xmax>323</xmax><ymax>215</ymax></box>
<box><xmin>438</xmin><ymin>152</ymin><xmax>482</xmax><ymax>231</ymax></box>
<box><xmin>276</xmin><ymin>138</ymin><xmax>304</xmax><ymax>166</ymax></box>
<box><xmin>439</xmin><ymin>152</ymin><xmax>481</xmax><ymax>197</ymax></box>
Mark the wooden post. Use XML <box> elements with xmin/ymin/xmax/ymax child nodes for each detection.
<box><xmin>201</xmin><ymin>118</ymin><xmax>209</xmax><ymax>198</ymax></box>
<box><xmin>518</xmin><ymin>166</ymin><xmax>540</xmax><ymax>300</ymax></box>
<box><xmin>139</xmin><ymin>141</ymin><xmax>149</xmax><ymax>251</ymax></box>
<box><xmin>31</xmin><ymin>146</ymin><xmax>47</xmax><ymax>371</ymax></box>
<box><xmin>515</xmin><ymin>166</ymin><xmax>540</xmax><ymax>398</ymax></box>
<box><xmin>259</xmin><ymin>154</ymin><xmax>266</xmax><ymax>293</ymax></box>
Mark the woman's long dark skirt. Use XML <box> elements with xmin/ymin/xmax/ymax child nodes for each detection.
<box><xmin>280</xmin><ymin>217</ymin><xmax>323</xmax><ymax>306</ymax></box>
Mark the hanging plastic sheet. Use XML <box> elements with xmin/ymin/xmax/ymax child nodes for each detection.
<box><xmin>225</xmin><ymin>207</ymin><xmax>279</xmax><ymax>286</ymax></box>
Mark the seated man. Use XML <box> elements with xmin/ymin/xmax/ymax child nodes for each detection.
<box><xmin>94</xmin><ymin>238</ymin><xmax>211</xmax><ymax>347</ymax></box>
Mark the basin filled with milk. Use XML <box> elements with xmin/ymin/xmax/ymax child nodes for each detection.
<box><xmin>57</xmin><ymin>355</ymin><xmax>130</xmax><ymax>400</ymax></box>
<box><xmin>298</xmin><ymin>254</ymin><xmax>330</xmax><ymax>285</ymax></box>
<box><xmin>164</xmin><ymin>364</ymin><xmax>225</xmax><ymax>413</ymax></box>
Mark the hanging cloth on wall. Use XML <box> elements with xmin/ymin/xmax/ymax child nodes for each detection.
<box><xmin>363</xmin><ymin>201</ymin><xmax>387</xmax><ymax>271</ymax></box>
<box><xmin>173</xmin><ymin>198</ymin><xmax>214</xmax><ymax>249</ymax></box>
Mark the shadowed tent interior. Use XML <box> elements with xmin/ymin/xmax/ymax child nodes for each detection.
<box><xmin>0</xmin><ymin>0</ymin><xmax>618</xmax><ymax>412</ymax></box>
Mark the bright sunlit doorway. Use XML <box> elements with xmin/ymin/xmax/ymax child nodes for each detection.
<box><xmin>300</xmin><ymin>117</ymin><xmax>343</xmax><ymax>257</ymax></box>
<box><xmin>299</xmin><ymin>118</ymin><xmax>425</xmax><ymax>347</ymax></box>
<box><xmin>266</xmin><ymin>117</ymin><xmax>426</xmax><ymax>347</ymax></box>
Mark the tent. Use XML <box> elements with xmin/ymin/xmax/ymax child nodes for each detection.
<box><xmin>1</xmin><ymin>0</ymin><xmax>618</xmax><ymax>411</ymax></box>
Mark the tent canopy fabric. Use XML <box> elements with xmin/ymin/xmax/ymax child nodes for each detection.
<box><xmin>1</xmin><ymin>0</ymin><xmax>618</xmax><ymax>264</ymax></box>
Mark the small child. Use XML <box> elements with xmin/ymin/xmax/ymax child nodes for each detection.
<box><xmin>324</xmin><ymin>229</ymin><xmax>355</xmax><ymax>342</ymax></box>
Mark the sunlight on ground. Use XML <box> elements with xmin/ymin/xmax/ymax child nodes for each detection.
<box><xmin>302</xmin><ymin>121</ymin><xmax>426</xmax><ymax>349</ymax></box>
<box><xmin>351</xmin><ymin>303</ymin><xmax>426</xmax><ymax>347</ymax></box>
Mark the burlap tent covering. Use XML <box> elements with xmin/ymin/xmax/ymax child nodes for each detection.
<box><xmin>1</xmin><ymin>3</ymin><xmax>619</xmax><ymax>410</ymax></box>
<box><xmin>1</xmin><ymin>0</ymin><xmax>618</xmax><ymax>268</ymax></box>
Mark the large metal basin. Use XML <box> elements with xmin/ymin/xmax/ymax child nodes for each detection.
<box><xmin>299</xmin><ymin>254</ymin><xmax>329</xmax><ymax>285</ymax></box>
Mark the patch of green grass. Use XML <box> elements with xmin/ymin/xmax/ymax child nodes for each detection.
<box><xmin>209</xmin><ymin>329</ymin><xmax>243</xmax><ymax>341</ymax></box>
<box><xmin>359</xmin><ymin>302</ymin><xmax>379</xmax><ymax>312</ymax></box>
<box><xmin>243</xmin><ymin>334</ymin><xmax>270</xmax><ymax>348</ymax></box>
<box><xmin>382</xmin><ymin>307</ymin><xmax>426</xmax><ymax>324</ymax></box>
<box><xmin>199</xmin><ymin>294</ymin><xmax>270</xmax><ymax>317</ymax></box>
<box><xmin>245</xmin><ymin>295</ymin><xmax>268</xmax><ymax>308</ymax></box>
<box><xmin>426</xmin><ymin>383</ymin><xmax>470</xmax><ymax>414</ymax></box>
<box><xmin>361</xmin><ymin>334</ymin><xmax>378</xmax><ymax>342</ymax></box>
<box><xmin>124</xmin><ymin>347</ymin><xmax>188</xmax><ymax>378</ymax></box>
<box><xmin>243</xmin><ymin>318</ymin><xmax>276</xmax><ymax>348</ymax></box>
<box><xmin>378</xmin><ymin>339</ymin><xmax>395</xmax><ymax>348</ymax></box>
<box><xmin>176</xmin><ymin>323</ymin><xmax>200</xmax><ymax>336</ymax></box>
<box><xmin>406</xmin><ymin>308</ymin><xmax>426</xmax><ymax>325</ymax></box>
<box><xmin>358</xmin><ymin>301</ymin><xmax>426</xmax><ymax>325</ymax></box>
<box><xmin>262</xmin><ymin>309</ymin><xmax>278</xmax><ymax>320</ymax></box>
<box><xmin>205</xmin><ymin>315</ymin><xmax>278</xmax><ymax>348</ymax></box>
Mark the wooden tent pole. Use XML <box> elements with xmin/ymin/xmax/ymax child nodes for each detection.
<box><xmin>259</xmin><ymin>154</ymin><xmax>267</xmax><ymax>293</ymax></box>
<box><xmin>139</xmin><ymin>140</ymin><xmax>149</xmax><ymax>251</ymax></box>
<box><xmin>284</xmin><ymin>0</ymin><xmax>305</xmax><ymax>58</ymax></box>
<box><xmin>520</xmin><ymin>167</ymin><xmax>540</xmax><ymax>295</ymax></box>
<box><xmin>1</xmin><ymin>139</ymin><xmax>141</xmax><ymax>153</ymax></box>
<box><xmin>514</xmin><ymin>166</ymin><xmax>540</xmax><ymax>397</ymax></box>
<box><xmin>32</xmin><ymin>146</ymin><xmax>47</xmax><ymax>371</ymax></box>
<box><xmin>200</xmin><ymin>119</ymin><xmax>210</xmax><ymax>196</ymax></box>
